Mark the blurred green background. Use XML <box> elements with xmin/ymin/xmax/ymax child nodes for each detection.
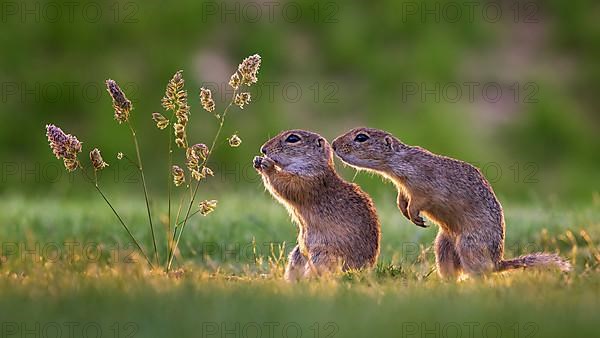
<box><xmin>1</xmin><ymin>0</ymin><xmax>598</xmax><ymax>202</ymax></box>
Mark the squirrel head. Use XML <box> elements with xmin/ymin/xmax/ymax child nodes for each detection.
<box><xmin>332</xmin><ymin>127</ymin><xmax>405</xmax><ymax>171</ymax></box>
<box><xmin>259</xmin><ymin>129</ymin><xmax>334</xmax><ymax>176</ymax></box>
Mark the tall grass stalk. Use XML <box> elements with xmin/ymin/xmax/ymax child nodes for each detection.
<box><xmin>127</xmin><ymin>121</ymin><xmax>160</xmax><ymax>266</ymax></box>
<box><xmin>166</xmin><ymin>113</ymin><xmax>175</xmax><ymax>261</ymax></box>
<box><xmin>81</xmin><ymin>163</ymin><xmax>154</xmax><ymax>268</ymax></box>
<box><xmin>166</xmin><ymin>89</ymin><xmax>238</xmax><ymax>271</ymax></box>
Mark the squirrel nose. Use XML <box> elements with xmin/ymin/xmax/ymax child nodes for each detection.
<box><xmin>260</xmin><ymin>146</ymin><xmax>267</xmax><ymax>155</ymax></box>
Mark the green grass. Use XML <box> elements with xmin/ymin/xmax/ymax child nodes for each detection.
<box><xmin>0</xmin><ymin>192</ymin><xmax>599</xmax><ymax>337</ymax></box>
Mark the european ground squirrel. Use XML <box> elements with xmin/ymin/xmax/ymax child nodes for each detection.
<box><xmin>332</xmin><ymin>127</ymin><xmax>570</xmax><ymax>278</ymax></box>
<box><xmin>254</xmin><ymin>130</ymin><xmax>381</xmax><ymax>281</ymax></box>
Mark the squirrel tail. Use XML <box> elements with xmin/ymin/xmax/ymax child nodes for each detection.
<box><xmin>497</xmin><ymin>253</ymin><xmax>571</xmax><ymax>272</ymax></box>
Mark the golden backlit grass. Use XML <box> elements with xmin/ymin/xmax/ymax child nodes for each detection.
<box><xmin>0</xmin><ymin>192</ymin><xmax>598</xmax><ymax>337</ymax></box>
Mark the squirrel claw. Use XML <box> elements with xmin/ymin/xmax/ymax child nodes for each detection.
<box><xmin>412</xmin><ymin>216</ymin><xmax>428</xmax><ymax>228</ymax></box>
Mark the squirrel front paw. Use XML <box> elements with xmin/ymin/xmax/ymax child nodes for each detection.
<box><xmin>253</xmin><ymin>156</ymin><xmax>275</xmax><ymax>172</ymax></box>
<box><xmin>408</xmin><ymin>202</ymin><xmax>429</xmax><ymax>228</ymax></box>
<box><xmin>411</xmin><ymin>215</ymin><xmax>428</xmax><ymax>228</ymax></box>
<box><xmin>253</xmin><ymin>156</ymin><xmax>263</xmax><ymax>169</ymax></box>
<box><xmin>397</xmin><ymin>194</ymin><xmax>410</xmax><ymax>220</ymax></box>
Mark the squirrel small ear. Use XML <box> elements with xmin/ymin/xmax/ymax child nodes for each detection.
<box><xmin>316</xmin><ymin>137</ymin><xmax>324</xmax><ymax>148</ymax></box>
<box><xmin>384</xmin><ymin>136</ymin><xmax>395</xmax><ymax>151</ymax></box>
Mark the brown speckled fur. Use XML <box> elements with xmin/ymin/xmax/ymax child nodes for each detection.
<box><xmin>254</xmin><ymin>130</ymin><xmax>381</xmax><ymax>281</ymax></box>
<box><xmin>332</xmin><ymin>127</ymin><xmax>570</xmax><ymax>279</ymax></box>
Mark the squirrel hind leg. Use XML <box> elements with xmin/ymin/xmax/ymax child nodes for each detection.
<box><xmin>456</xmin><ymin>233</ymin><xmax>497</xmax><ymax>276</ymax></box>
<box><xmin>303</xmin><ymin>247</ymin><xmax>342</xmax><ymax>279</ymax></box>
<box><xmin>435</xmin><ymin>230</ymin><xmax>462</xmax><ymax>280</ymax></box>
<box><xmin>284</xmin><ymin>245</ymin><xmax>307</xmax><ymax>282</ymax></box>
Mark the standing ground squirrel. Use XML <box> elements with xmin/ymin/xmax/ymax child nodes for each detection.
<box><xmin>253</xmin><ymin>130</ymin><xmax>381</xmax><ymax>281</ymax></box>
<box><xmin>332</xmin><ymin>127</ymin><xmax>570</xmax><ymax>278</ymax></box>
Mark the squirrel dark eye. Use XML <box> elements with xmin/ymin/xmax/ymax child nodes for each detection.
<box><xmin>285</xmin><ymin>134</ymin><xmax>301</xmax><ymax>143</ymax></box>
<box><xmin>354</xmin><ymin>133</ymin><xmax>369</xmax><ymax>142</ymax></box>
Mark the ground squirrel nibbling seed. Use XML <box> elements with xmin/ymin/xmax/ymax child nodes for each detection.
<box><xmin>332</xmin><ymin>127</ymin><xmax>571</xmax><ymax>278</ymax></box>
<box><xmin>254</xmin><ymin>130</ymin><xmax>381</xmax><ymax>281</ymax></box>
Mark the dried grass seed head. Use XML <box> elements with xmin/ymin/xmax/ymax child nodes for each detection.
<box><xmin>234</xmin><ymin>92</ymin><xmax>251</xmax><ymax>109</ymax></box>
<box><xmin>172</xmin><ymin>165</ymin><xmax>185</xmax><ymax>187</ymax></box>
<box><xmin>192</xmin><ymin>143</ymin><xmax>209</xmax><ymax>159</ymax></box>
<box><xmin>105</xmin><ymin>79</ymin><xmax>132</xmax><ymax>124</ymax></box>
<box><xmin>229</xmin><ymin>72</ymin><xmax>241</xmax><ymax>90</ymax></box>
<box><xmin>152</xmin><ymin>112</ymin><xmax>169</xmax><ymax>130</ymax></box>
<box><xmin>46</xmin><ymin>124</ymin><xmax>82</xmax><ymax>172</ymax></box>
<box><xmin>228</xmin><ymin>134</ymin><xmax>242</xmax><ymax>147</ymax></box>
<box><xmin>199</xmin><ymin>87</ymin><xmax>216</xmax><ymax>113</ymax></box>
<box><xmin>238</xmin><ymin>54</ymin><xmax>261</xmax><ymax>86</ymax></box>
<box><xmin>90</xmin><ymin>148</ymin><xmax>109</xmax><ymax>171</ymax></box>
<box><xmin>199</xmin><ymin>200</ymin><xmax>218</xmax><ymax>216</ymax></box>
